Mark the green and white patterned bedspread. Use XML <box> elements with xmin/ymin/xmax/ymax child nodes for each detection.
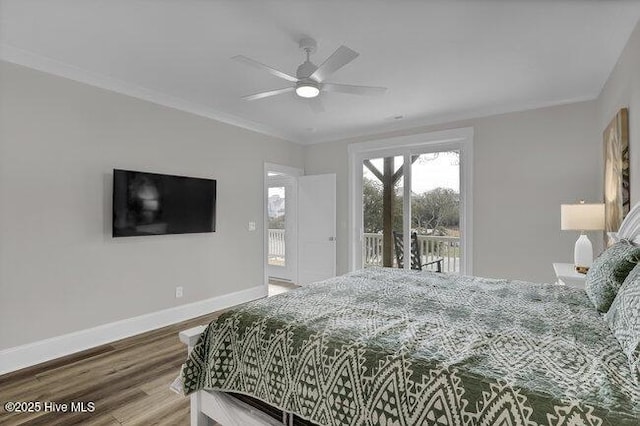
<box><xmin>182</xmin><ymin>268</ymin><xmax>640</xmax><ymax>425</ymax></box>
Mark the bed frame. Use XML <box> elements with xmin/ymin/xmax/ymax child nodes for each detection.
<box><xmin>180</xmin><ymin>326</ymin><xmax>291</xmax><ymax>426</ymax></box>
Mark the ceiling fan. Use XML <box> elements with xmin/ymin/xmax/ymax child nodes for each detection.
<box><xmin>232</xmin><ymin>38</ymin><xmax>387</xmax><ymax>110</ymax></box>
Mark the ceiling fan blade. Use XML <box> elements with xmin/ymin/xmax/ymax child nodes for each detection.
<box><xmin>232</xmin><ymin>55</ymin><xmax>298</xmax><ymax>82</ymax></box>
<box><xmin>307</xmin><ymin>98</ymin><xmax>325</xmax><ymax>113</ymax></box>
<box><xmin>322</xmin><ymin>83</ymin><xmax>387</xmax><ymax>96</ymax></box>
<box><xmin>310</xmin><ymin>45</ymin><xmax>359</xmax><ymax>82</ymax></box>
<box><xmin>242</xmin><ymin>87</ymin><xmax>294</xmax><ymax>101</ymax></box>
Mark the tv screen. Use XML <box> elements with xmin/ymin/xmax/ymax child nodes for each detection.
<box><xmin>112</xmin><ymin>169</ymin><xmax>216</xmax><ymax>237</ymax></box>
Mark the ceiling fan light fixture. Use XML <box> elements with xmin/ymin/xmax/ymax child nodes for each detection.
<box><xmin>234</xmin><ymin>39</ymin><xmax>387</xmax><ymax>105</ymax></box>
<box><xmin>295</xmin><ymin>81</ymin><xmax>320</xmax><ymax>98</ymax></box>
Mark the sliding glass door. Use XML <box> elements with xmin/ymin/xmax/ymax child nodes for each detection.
<box><xmin>353</xmin><ymin>129</ymin><xmax>472</xmax><ymax>274</ymax></box>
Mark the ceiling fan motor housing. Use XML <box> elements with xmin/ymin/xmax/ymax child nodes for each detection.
<box><xmin>297</xmin><ymin>37</ymin><xmax>319</xmax><ymax>80</ymax></box>
<box><xmin>296</xmin><ymin>61</ymin><xmax>317</xmax><ymax>79</ymax></box>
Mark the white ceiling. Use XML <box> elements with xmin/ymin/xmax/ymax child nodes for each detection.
<box><xmin>1</xmin><ymin>1</ymin><xmax>640</xmax><ymax>144</ymax></box>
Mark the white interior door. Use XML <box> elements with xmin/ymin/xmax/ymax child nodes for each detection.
<box><xmin>298</xmin><ymin>174</ymin><xmax>336</xmax><ymax>285</ymax></box>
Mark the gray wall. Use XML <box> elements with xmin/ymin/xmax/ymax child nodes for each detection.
<box><xmin>305</xmin><ymin>101</ymin><xmax>602</xmax><ymax>283</ymax></box>
<box><xmin>0</xmin><ymin>61</ymin><xmax>304</xmax><ymax>350</ymax></box>
<box><xmin>598</xmin><ymin>19</ymin><xmax>640</xmax><ymax>205</ymax></box>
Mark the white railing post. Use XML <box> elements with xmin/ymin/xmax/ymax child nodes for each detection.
<box><xmin>361</xmin><ymin>233</ymin><xmax>460</xmax><ymax>272</ymax></box>
<box><xmin>360</xmin><ymin>233</ymin><xmax>462</xmax><ymax>272</ymax></box>
<box><xmin>268</xmin><ymin>229</ymin><xmax>286</xmax><ymax>265</ymax></box>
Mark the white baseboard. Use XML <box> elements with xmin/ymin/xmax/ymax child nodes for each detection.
<box><xmin>0</xmin><ymin>285</ymin><xmax>267</xmax><ymax>375</ymax></box>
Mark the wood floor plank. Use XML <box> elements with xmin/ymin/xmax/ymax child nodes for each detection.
<box><xmin>0</xmin><ymin>409</ymin><xmax>48</xmax><ymax>426</ymax></box>
<box><xmin>0</xmin><ymin>345</ymin><xmax>117</xmax><ymax>384</ymax></box>
<box><xmin>34</xmin><ymin>338</ymin><xmax>182</xmax><ymax>383</ymax></box>
<box><xmin>0</xmin><ymin>378</ymin><xmax>52</xmax><ymax>403</ymax></box>
<box><xmin>36</xmin><ymin>342</ymin><xmax>184</xmax><ymax>394</ymax></box>
<box><xmin>138</xmin><ymin>370</ymin><xmax>181</xmax><ymax>396</ymax></box>
<box><xmin>80</xmin><ymin>414</ymin><xmax>123</xmax><ymax>425</ymax></box>
<box><xmin>111</xmin><ymin>387</ymin><xmax>182</xmax><ymax>424</ymax></box>
<box><xmin>26</xmin><ymin>387</ymin><xmax>146</xmax><ymax>426</ymax></box>
<box><xmin>0</xmin><ymin>284</ymin><xmax>290</xmax><ymax>425</ymax></box>
<box><xmin>121</xmin><ymin>395</ymin><xmax>188</xmax><ymax>425</ymax></box>
<box><xmin>156</xmin><ymin>403</ymin><xmax>190</xmax><ymax>425</ymax></box>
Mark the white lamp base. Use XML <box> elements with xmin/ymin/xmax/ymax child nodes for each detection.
<box><xmin>574</xmin><ymin>233</ymin><xmax>593</xmax><ymax>273</ymax></box>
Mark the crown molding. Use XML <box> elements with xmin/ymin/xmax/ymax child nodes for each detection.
<box><xmin>0</xmin><ymin>44</ymin><xmax>301</xmax><ymax>144</ymax></box>
<box><xmin>1</xmin><ymin>44</ymin><xmax>599</xmax><ymax>147</ymax></box>
<box><xmin>302</xmin><ymin>94</ymin><xmax>599</xmax><ymax>145</ymax></box>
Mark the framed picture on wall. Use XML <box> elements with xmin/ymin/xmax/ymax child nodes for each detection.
<box><xmin>604</xmin><ymin>107</ymin><xmax>630</xmax><ymax>246</ymax></box>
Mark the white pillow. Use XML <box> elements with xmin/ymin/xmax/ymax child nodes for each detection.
<box><xmin>616</xmin><ymin>202</ymin><xmax>640</xmax><ymax>245</ymax></box>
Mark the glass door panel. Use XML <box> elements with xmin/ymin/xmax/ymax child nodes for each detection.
<box><xmin>410</xmin><ymin>151</ymin><xmax>461</xmax><ymax>273</ymax></box>
<box><xmin>362</xmin><ymin>156</ymin><xmax>404</xmax><ymax>268</ymax></box>
<box><xmin>268</xmin><ymin>185</ymin><xmax>286</xmax><ymax>267</ymax></box>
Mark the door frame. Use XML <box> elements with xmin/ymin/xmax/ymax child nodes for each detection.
<box><xmin>347</xmin><ymin>127</ymin><xmax>474</xmax><ymax>274</ymax></box>
<box><xmin>264</xmin><ymin>163</ymin><xmax>303</xmax><ymax>287</ymax></box>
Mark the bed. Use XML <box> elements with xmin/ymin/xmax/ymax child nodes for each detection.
<box><xmin>179</xmin><ymin>267</ymin><xmax>640</xmax><ymax>425</ymax></box>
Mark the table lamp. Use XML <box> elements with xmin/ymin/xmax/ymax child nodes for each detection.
<box><xmin>561</xmin><ymin>201</ymin><xmax>605</xmax><ymax>273</ymax></box>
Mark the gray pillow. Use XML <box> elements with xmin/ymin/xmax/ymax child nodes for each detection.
<box><xmin>606</xmin><ymin>263</ymin><xmax>640</xmax><ymax>382</ymax></box>
<box><xmin>584</xmin><ymin>239</ymin><xmax>640</xmax><ymax>313</ymax></box>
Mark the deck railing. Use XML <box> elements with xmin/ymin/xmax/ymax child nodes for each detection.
<box><xmin>268</xmin><ymin>229</ymin><xmax>286</xmax><ymax>258</ymax></box>
<box><xmin>363</xmin><ymin>233</ymin><xmax>460</xmax><ymax>273</ymax></box>
<box><xmin>269</xmin><ymin>230</ymin><xmax>460</xmax><ymax>273</ymax></box>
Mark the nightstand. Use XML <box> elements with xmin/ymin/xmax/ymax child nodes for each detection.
<box><xmin>552</xmin><ymin>262</ymin><xmax>587</xmax><ymax>289</ymax></box>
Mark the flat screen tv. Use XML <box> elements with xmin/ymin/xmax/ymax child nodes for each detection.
<box><xmin>112</xmin><ymin>169</ymin><xmax>216</xmax><ymax>237</ymax></box>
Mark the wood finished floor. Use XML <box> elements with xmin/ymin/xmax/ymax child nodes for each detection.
<box><xmin>0</xmin><ymin>282</ymin><xmax>297</xmax><ymax>425</ymax></box>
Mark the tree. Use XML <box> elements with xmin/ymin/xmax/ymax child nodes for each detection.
<box><xmin>363</xmin><ymin>177</ymin><xmax>403</xmax><ymax>233</ymax></box>
<box><xmin>363</xmin><ymin>178</ymin><xmax>383</xmax><ymax>233</ymax></box>
<box><xmin>411</xmin><ymin>188</ymin><xmax>459</xmax><ymax>235</ymax></box>
<box><xmin>363</xmin><ymin>181</ymin><xmax>459</xmax><ymax>235</ymax></box>
<box><xmin>268</xmin><ymin>215</ymin><xmax>285</xmax><ymax>229</ymax></box>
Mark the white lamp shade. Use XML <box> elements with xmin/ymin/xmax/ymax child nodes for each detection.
<box><xmin>561</xmin><ymin>203</ymin><xmax>605</xmax><ymax>231</ymax></box>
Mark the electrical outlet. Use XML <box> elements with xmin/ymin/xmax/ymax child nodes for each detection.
<box><xmin>175</xmin><ymin>286</ymin><xmax>183</xmax><ymax>298</ymax></box>
<box><xmin>248</xmin><ymin>221</ymin><xmax>256</xmax><ymax>231</ymax></box>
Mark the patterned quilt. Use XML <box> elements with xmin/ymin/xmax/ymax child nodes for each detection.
<box><xmin>182</xmin><ymin>268</ymin><xmax>640</xmax><ymax>425</ymax></box>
